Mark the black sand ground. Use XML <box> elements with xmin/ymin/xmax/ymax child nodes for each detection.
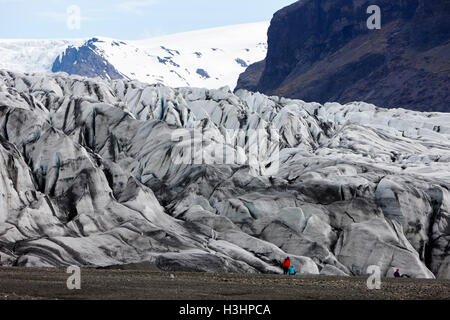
<box><xmin>0</xmin><ymin>266</ymin><xmax>448</xmax><ymax>300</ymax></box>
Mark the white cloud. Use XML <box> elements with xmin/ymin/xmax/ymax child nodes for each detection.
<box><xmin>37</xmin><ymin>11</ymin><xmax>68</xmax><ymax>22</ymax></box>
<box><xmin>37</xmin><ymin>11</ymin><xmax>91</xmax><ymax>21</ymax></box>
<box><xmin>116</xmin><ymin>0</ymin><xmax>158</xmax><ymax>15</ymax></box>
<box><xmin>36</xmin><ymin>7</ymin><xmax>91</xmax><ymax>23</ymax></box>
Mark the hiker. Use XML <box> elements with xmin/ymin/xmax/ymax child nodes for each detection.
<box><xmin>289</xmin><ymin>265</ymin><xmax>297</xmax><ymax>276</ymax></box>
<box><xmin>394</xmin><ymin>269</ymin><xmax>411</xmax><ymax>278</ymax></box>
<box><xmin>282</xmin><ymin>257</ymin><xmax>291</xmax><ymax>275</ymax></box>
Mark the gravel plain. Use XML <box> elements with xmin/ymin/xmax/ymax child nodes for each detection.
<box><xmin>0</xmin><ymin>266</ymin><xmax>448</xmax><ymax>300</ymax></box>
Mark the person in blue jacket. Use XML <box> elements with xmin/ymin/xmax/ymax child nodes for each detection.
<box><xmin>289</xmin><ymin>265</ymin><xmax>297</xmax><ymax>276</ymax></box>
<box><xmin>394</xmin><ymin>269</ymin><xmax>410</xmax><ymax>278</ymax></box>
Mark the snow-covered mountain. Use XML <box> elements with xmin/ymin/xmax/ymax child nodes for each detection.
<box><xmin>0</xmin><ymin>22</ymin><xmax>269</xmax><ymax>89</ymax></box>
<box><xmin>0</xmin><ymin>39</ymin><xmax>85</xmax><ymax>74</ymax></box>
<box><xmin>0</xmin><ymin>70</ymin><xmax>449</xmax><ymax>279</ymax></box>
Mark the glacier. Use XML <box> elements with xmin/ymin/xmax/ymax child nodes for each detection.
<box><xmin>0</xmin><ymin>70</ymin><xmax>449</xmax><ymax>279</ymax></box>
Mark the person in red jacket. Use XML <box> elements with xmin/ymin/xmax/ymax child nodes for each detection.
<box><xmin>282</xmin><ymin>257</ymin><xmax>291</xmax><ymax>275</ymax></box>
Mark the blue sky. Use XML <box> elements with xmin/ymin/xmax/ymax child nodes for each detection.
<box><xmin>0</xmin><ymin>0</ymin><xmax>295</xmax><ymax>39</ymax></box>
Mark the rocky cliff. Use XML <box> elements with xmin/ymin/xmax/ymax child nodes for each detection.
<box><xmin>236</xmin><ymin>0</ymin><xmax>450</xmax><ymax>112</ymax></box>
<box><xmin>52</xmin><ymin>38</ymin><xmax>125</xmax><ymax>80</ymax></box>
<box><xmin>0</xmin><ymin>70</ymin><xmax>449</xmax><ymax>278</ymax></box>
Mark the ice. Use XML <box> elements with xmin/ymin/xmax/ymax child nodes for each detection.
<box><xmin>0</xmin><ymin>70</ymin><xmax>448</xmax><ymax>278</ymax></box>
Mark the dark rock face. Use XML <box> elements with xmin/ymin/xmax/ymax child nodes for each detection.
<box><xmin>196</xmin><ymin>68</ymin><xmax>211</xmax><ymax>79</ymax></box>
<box><xmin>236</xmin><ymin>0</ymin><xmax>450</xmax><ymax>112</ymax></box>
<box><xmin>52</xmin><ymin>38</ymin><xmax>124</xmax><ymax>80</ymax></box>
<box><xmin>235</xmin><ymin>60</ymin><xmax>265</xmax><ymax>92</ymax></box>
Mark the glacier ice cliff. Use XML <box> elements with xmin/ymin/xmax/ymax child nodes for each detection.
<box><xmin>0</xmin><ymin>70</ymin><xmax>449</xmax><ymax>279</ymax></box>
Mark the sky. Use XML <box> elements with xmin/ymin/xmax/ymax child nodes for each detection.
<box><xmin>0</xmin><ymin>0</ymin><xmax>296</xmax><ymax>39</ymax></box>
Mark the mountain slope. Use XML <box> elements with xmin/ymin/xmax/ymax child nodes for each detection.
<box><xmin>0</xmin><ymin>22</ymin><xmax>269</xmax><ymax>89</ymax></box>
<box><xmin>51</xmin><ymin>38</ymin><xmax>124</xmax><ymax>80</ymax></box>
<box><xmin>236</xmin><ymin>0</ymin><xmax>450</xmax><ymax>112</ymax></box>
<box><xmin>0</xmin><ymin>70</ymin><xmax>449</xmax><ymax>278</ymax></box>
